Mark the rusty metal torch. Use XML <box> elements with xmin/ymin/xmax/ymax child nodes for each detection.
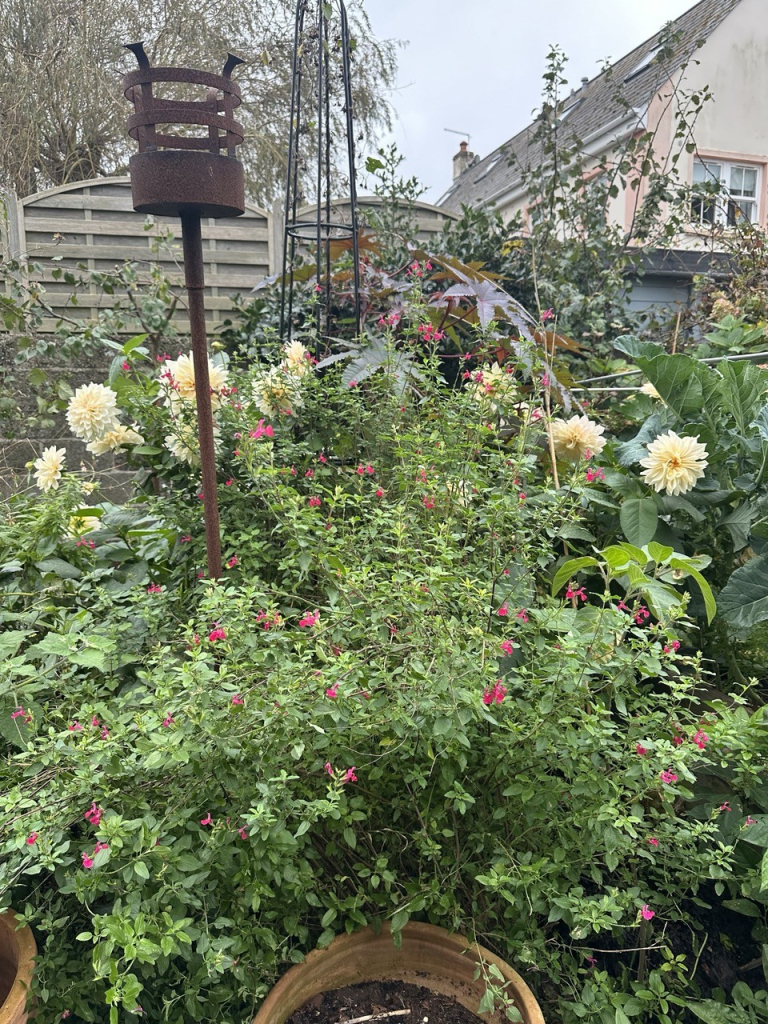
<box><xmin>122</xmin><ymin>43</ymin><xmax>246</xmax><ymax>579</ymax></box>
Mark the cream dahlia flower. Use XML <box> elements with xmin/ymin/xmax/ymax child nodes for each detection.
<box><xmin>282</xmin><ymin>341</ymin><xmax>312</xmax><ymax>378</ymax></box>
<box><xmin>252</xmin><ymin>366</ymin><xmax>304</xmax><ymax>418</ymax></box>
<box><xmin>68</xmin><ymin>511</ymin><xmax>101</xmax><ymax>535</ymax></box>
<box><xmin>33</xmin><ymin>446</ymin><xmax>66</xmax><ymax>492</ymax></box>
<box><xmin>165</xmin><ymin>421</ymin><xmax>202</xmax><ymax>466</ymax></box>
<box><xmin>640</xmin><ymin>430</ymin><xmax>708</xmax><ymax>496</ymax></box>
<box><xmin>468</xmin><ymin>362</ymin><xmax>517</xmax><ymax>414</ymax></box>
<box><xmin>86</xmin><ymin>425</ymin><xmax>144</xmax><ymax>456</ymax></box>
<box><xmin>66</xmin><ymin>383</ymin><xmax>119</xmax><ymax>441</ymax></box>
<box><xmin>640</xmin><ymin>381</ymin><xmax>661</xmax><ymax>400</ymax></box>
<box><xmin>550</xmin><ymin>415</ymin><xmax>606</xmax><ymax>461</ymax></box>
<box><xmin>162</xmin><ymin>354</ymin><xmax>229</xmax><ymax>410</ymax></box>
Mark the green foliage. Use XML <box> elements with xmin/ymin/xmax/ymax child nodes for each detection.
<box><xmin>5</xmin><ymin>302</ymin><xmax>768</xmax><ymax>1024</ymax></box>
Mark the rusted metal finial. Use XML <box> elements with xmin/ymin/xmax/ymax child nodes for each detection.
<box><xmin>122</xmin><ymin>46</ymin><xmax>247</xmax><ymax>579</ymax></box>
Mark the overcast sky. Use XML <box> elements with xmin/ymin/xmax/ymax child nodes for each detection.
<box><xmin>362</xmin><ymin>0</ymin><xmax>696</xmax><ymax>202</ymax></box>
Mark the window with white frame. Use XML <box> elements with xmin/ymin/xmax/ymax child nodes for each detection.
<box><xmin>691</xmin><ymin>159</ymin><xmax>760</xmax><ymax>227</ymax></box>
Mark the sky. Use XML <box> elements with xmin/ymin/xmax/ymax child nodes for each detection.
<box><xmin>362</xmin><ymin>0</ymin><xmax>696</xmax><ymax>203</ymax></box>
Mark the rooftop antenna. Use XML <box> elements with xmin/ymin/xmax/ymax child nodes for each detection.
<box><xmin>444</xmin><ymin>128</ymin><xmax>471</xmax><ymax>145</ymax></box>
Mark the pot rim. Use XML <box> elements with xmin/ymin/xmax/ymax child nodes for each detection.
<box><xmin>0</xmin><ymin>909</ymin><xmax>36</xmax><ymax>1024</ymax></box>
<box><xmin>253</xmin><ymin>922</ymin><xmax>544</xmax><ymax>1024</ymax></box>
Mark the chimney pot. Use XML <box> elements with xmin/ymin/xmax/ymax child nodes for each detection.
<box><xmin>453</xmin><ymin>140</ymin><xmax>474</xmax><ymax>180</ymax></box>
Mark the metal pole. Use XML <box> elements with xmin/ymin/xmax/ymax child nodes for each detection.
<box><xmin>180</xmin><ymin>211</ymin><xmax>223</xmax><ymax>579</ymax></box>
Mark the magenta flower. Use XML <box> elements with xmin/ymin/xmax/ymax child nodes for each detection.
<box><xmin>162</xmin><ymin>714</ymin><xmax>175</xmax><ymax>728</ymax></box>
<box><xmin>647</xmin><ymin>837</ymin><xmax>659</xmax><ymax>847</ymax></box>
<box><xmin>482</xmin><ymin>681</ymin><xmax>507</xmax><ymax>706</ymax></box>
<box><xmin>541</xmin><ymin>308</ymin><xmax>554</xmax><ymax>322</ymax></box>
<box><xmin>659</xmin><ymin>770</ymin><xmax>677</xmax><ymax>785</ymax></box>
<box><xmin>500</xmin><ymin>639</ymin><xmax>514</xmax><ymax>656</ymax></box>
<box><xmin>308</xmin><ymin>495</ymin><xmax>322</xmax><ymax>507</ymax></box>
<box><xmin>636</xmin><ymin>743</ymin><xmax>648</xmax><ymax>756</ymax></box>
<box><xmin>121</xmin><ymin>360</ymin><xmax>130</xmax><ymax>370</ymax></box>
<box><xmin>91</xmin><ymin>716</ymin><xmax>100</xmax><ymax>728</ymax></box>
<box><xmin>26</xmin><ymin>832</ymin><xmax>38</xmax><ymax>845</ymax></box>
<box><xmin>81</xmin><ymin>852</ymin><xmax>94</xmax><ymax>870</ymax></box>
<box><xmin>94</xmin><ymin>842</ymin><xmax>109</xmax><ymax>856</ymax></box>
<box><xmin>200</xmin><ymin>813</ymin><xmax>213</xmax><ymax>826</ymax></box>
<box><xmin>324</xmin><ymin>762</ymin><xmax>333</xmax><ymax>776</ymax></box>
<box><xmin>325</xmin><ymin>684</ymin><xmax>339</xmax><ymax>699</ymax></box>
<box><xmin>299</xmin><ymin>609</ymin><xmax>320</xmax><ymax>628</ymax></box>
<box><xmin>634</xmin><ymin>606</ymin><xmax>651</xmax><ymax>626</ymax></box>
<box><xmin>84</xmin><ymin>802</ymin><xmax>102</xmax><ymax>827</ymax></box>
<box><xmin>565</xmin><ymin>584</ymin><xmax>588</xmax><ymax>602</ymax></box>
<box><xmin>343</xmin><ymin>767</ymin><xmax>358</xmax><ymax>784</ymax></box>
<box><xmin>497</xmin><ymin>603</ymin><xmax>508</xmax><ymax>617</ymax></box>
<box><xmin>516</xmin><ymin>609</ymin><xmax>529</xmax><ymax>623</ymax></box>
<box><xmin>10</xmin><ymin>706</ymin><xmax>31</xmax><ymax>724</ymax></box>
<box><xmin>375</xmin><ymin>487</ymin><xmax>384</xmax><ymax>498</ymax></box>
<box><xmin>226</xmin><ymin>555</ymin><xmax>239</xmax><ymax>568</ymax></box>
<box><xmin>585</xmin><ymin>467</ymin><xmax>605</xmax><ymax>483</ymax></box>
<box><xmin>422</xmin><ymin>496</ymin><xmax>436</xmax><ymax>509</ymax></box>
<box><xmin>238</xmin><ymin>827</ymin><xmax>248</xmax><ymax>840</ymax></box>
<box><xmin>746</xmin><ymin>816</ymin><xmax>757</xmax><ymax>826</ymax></box>
<box><xmin>147</xmin><ymin>583</ymin><xmax>163</xmax><ymax>594</ymax></box>
<box><xmin>719</xmin><ymin>802</ymin><xmax>732</xmax><ymax>812</ymax></box>
<box><xmin>208</xmin><ymin>627</ymin><xmax>227</xmax><ymax>642</ymax></box>
<box><xmin>100</xmin><ymin>726</ymin><xmax>109</xmax><ymax>740</ymax></box>
<box><xmin>693</xmin><ymin>729</ymin><xmax>708</xmax><ymax>750</ymax></box>
<box><xmin>663</xmin><ymin>639</ymin><xmax>681</xmax><ymax>654</ymax></box>
<box><xmin>231</xmin><ymin>694</ymin><xmax>244</xmax><ymax>706</ymax></box>
<box><xmin>641</xmin><ymin>905</ymin><xmax>655</xmax><ymax>921</ymax></box>
<box><xmin>68</xmin><ymin>721</ymin><xmax>83</xmax><ymax>732</ymax></box>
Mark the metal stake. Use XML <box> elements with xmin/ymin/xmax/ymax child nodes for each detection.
<box><xmin>181</xmin><ymin>212</ymin><xmax>223</xmax><ymax>579</ymax></box>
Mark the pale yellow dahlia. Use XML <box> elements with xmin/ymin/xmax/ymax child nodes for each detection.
<box><xmin>165</xmin><ymin>421</ymin><xmax>202</xmax><ymax>466</ymax></box>
<box><xmin>282</xmin><ymin>341</ymin><xmax>312</xmax><ymax>378</ymax></box>
<box><xmin>33</xmin><ymin>445</ymin><xmax>66</xmax><ymax>492</ymax></box>
<box><xmin>550</xmin><ymin>415</ymin><xmax>606</xmax><ymax>461</ymax></box>
<box><xmin>66</xmin><ymin>383</ymin><xmax>119</xmax><ymax>441</ymax></box>
<box><xmin>640</xmin><ymin>381</ymin><xmax>661</xmax><ymax>400</ymax></box>
<box><xmin>68</xmin><ymin>511</ymin><xmax>101</xmax><ymax>535</ymax></box>
<box><xmin>163</xmin><ymin>354</ymin><xmax>229</xmax><ymax>410</ymax></box>
<box><xmin>468</xmin><ymin>362</ymin><xmax>517</xmax><ymax>414</ymax></box>
<box><xmin>252</xmin><ymin>367</ymin><xmax>304</xmax><ymax>418</ymax></box>
<box><xmin>86</xmin><ymin>425</ymin><xmax>144</xmax><ymax>456</ymax></box>
<box><xmin>640</xmin><ymin>430</ymin><xmax>708</xmax><ymax>496</ymax></box>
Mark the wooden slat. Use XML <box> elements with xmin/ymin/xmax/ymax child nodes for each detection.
<box><xmin>23</xmin><ymin>217</ymin><xmax>269</xmax><ymax>241</ymax></box>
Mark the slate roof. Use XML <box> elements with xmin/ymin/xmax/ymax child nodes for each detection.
<box><xmin>439</xmin><ymin>0</ymin><xmax>744</xmax><ymax>212</ymax></box>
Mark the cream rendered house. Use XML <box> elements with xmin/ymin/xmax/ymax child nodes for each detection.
<box><xmin>440</xmin><ymin>0</ymin><xmax>768</xmax><ymax>311</ymax></box>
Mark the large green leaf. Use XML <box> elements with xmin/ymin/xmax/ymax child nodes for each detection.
<box><xmin>669</xmin><ymin>558</ymin><xmax>716</xmax><ymax>624</ymax></box>
<box><xmin>636</xmin><ymin>353</ymin><xmax>721</xmax><ymax>419</ymax></box>
<box><xmin>718</xmin><ymin>554</ymin><xmax>768</xmax><ymax>630</ymax></box>
<box><xmin>551</xmin><ymin>557</ymin><xmax>598</xmax><ymax>596</ymax></box>
<box><xmin>719</xmin><ymin>503</ymin><xmax>754</xmax><ymax>552</ymax></box>
<box><xmin>615</xmin><ymin>413</ymin><xmax>666</xmax><ymax>467</ymax></box>
<box><xmin>718</xmin><ymin>360</ymin><xmax>767</xmax><ymax>436</ymax></box>
<box><xmin>620</xmin><ymin>498</ymin><xmax>658</xmax><ymax>547</ymax></box>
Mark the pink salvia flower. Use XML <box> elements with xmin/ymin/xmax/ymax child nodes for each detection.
<box><xmin>227</xmin><ymin>556</ymin><xmax>239</xmax><ymax>568</ymax></box>
<box><xmin>68</xmin><ymin>721</ymin><xmax>83</xmax><ymax>732</ymax></box>
<box><xmin>641</xmin><ymin>905</ymin><xmax>655</xmax><ymax>921</ymax></box>
<box><xmin>541</xmin><ymin>308</ymin><xmax>554</xmax><ymax>321</ymax></box>
<box><xmin>94</xmin><ymin>842</ymin><xmax>109</xmax><ymax>855</ymax></box>
<box><xmin>162</xmin><ymin>714</ymin><xmax>175</xmax><ymax>728</ymax></box>
<box><xmin>636</xmin><ymin>743</ymin><xmax>648</xmax><ymax>756</ymax></box>
<box><xmin>375</xmin><ymin>487</ymin><xmax>384</xmax><ymax>498</ymax></box>
<box><xmin>325</xmin><ymin>684</ymin><xmax>339</xmax><ymax>699</ymax></box>
<box><xmin>324</xmin><ymin>762</ymin><xmax>333</xmax><ymax>775</ymax></box>
<box><xmin>91</xmin><ymin>716</ymin><xmax>100</xmax><ymax>728</ymax></box>
<box><xmin>200</xmin><ymin>813</ymin><xmax>213</xmax><ymax>826</ymax></box>
<box><xmin>500</xmin><ymin>640</ymin><xmax>514</xmax><ymax>656</ymax></box>
<box><xmin>147</xmin><ymin>583</ymin><xmax>163</xmax><ymax>594</ymax></box>
<box><xmin>26</xmin><ymin>832</ymin><xmax>38</xmax><ymax>845</ymax></box>
<box><xmin>635</xmin><ymin>606</ymin><xmax>650</xmax><ymax>625</ymax></box>
<box><xmin>719</xmin><ymin>802</ymin><xmax>732</xmax><ymax>812</ymax></box>
<box><xmin>308</xmin><ymin>495</ymin><xmax>322</xmax><ymax>507</ymax></box>
<box><xmin>482</xmin><ymin>681</ymin><xmax>507</xmax><ymax>705</ymax></box>
<box><xmin>516</xmin><ymin>609</ymin><xmax>529</xmax><ymax>622</ymax></box>
<box><xmin>343</xmin><ymin>767</ymin><xmax>358</xmax><ymax>784</ymax></box>
<box><xmin>11</xmin><ymin>706</ymin><xmax>31</xmax><ymax>724</ymax></box>
<box><xmin>422</xmin><ymin>496</ymin><xmax>435</xmax><ymax>509</ymax></box>
<box><xmin>81</xmin><ymin>852</ymin><xmax>94</xmax><ymax>870</ymax></box>
<box><xmin>693</xmin><ymin>729</ymin><xmax>709</xmax><ymax>750</ymax></box>
<box><xmin>84</xmin><ymin>802</ymin><xmax>102</xmax><ymax>826</ymax></box>
<box><xmin>231</xmin><ymin>694</ymin><xmax>244</xmax><ymax>706</ymax></box>
<box><xmin>497</xmin><ymin>603</ymin><xmax>508</xmax><ymax>617</ymax></box>
<box><xmin>238</xmin><ymin>827</ymin><xmax>248</xmax><ymax>840</ymax></box>
<box><xmin>100</xmin><ymin>726</ymin><xmax>109</xmax><ymax>740</ymax></box>
<box><xmin>208</xmin><ymin>627</ymin><xmax>227</xmax><ymax>642</ymax></box>
<box><xmin>647</xmin><ymin>837</ymin><xmax>659</xmax><ymax>847</ymax></box>
<box><xmin>585</xmin><ymin>467</ymin><xmax>605</xmax><ymax>483</ymax></box>
<box><xmin>746</xmin><ymin>816</ymin><xmax>757</xmax><ymax>826</ymax></box>
<box><xmin>565</xmin><ymin>585</ymin><xmax>588</xmax><ymax>602</ymax></box>
<box><xmin>299</xmin><ymin>610</ymin><xmax>320</xmax><ymax>628</ymax></box>
<box><xmin>659</xmin><ymin>770</ymin><xmax>678</xmax><ymax>785</ymax></box>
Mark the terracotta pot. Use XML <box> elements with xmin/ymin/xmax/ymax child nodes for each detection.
<box><xmin>0</xmin><ymin>910</ymin><xmax>36</xmax><ymax>1024</ymax></box>
<box><xmin>253</xmin><ymin>922</ymin><xmax>544</xmax><ymax>1024</ymax></box>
